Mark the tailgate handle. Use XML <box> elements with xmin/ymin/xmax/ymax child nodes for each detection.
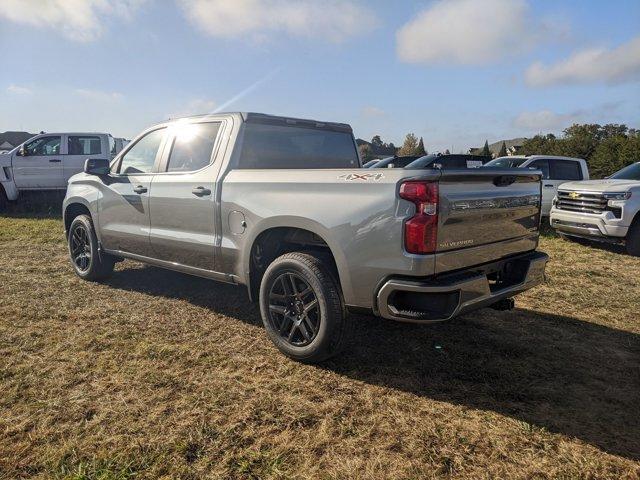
<box><xmin>493</xmin><ymin>175</ymin><xmax>517</xmax><ymax>187</ymax></box>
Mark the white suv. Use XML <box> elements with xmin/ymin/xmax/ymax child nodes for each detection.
<box><xmin>484</xmin><ymin>155</ymin><xmax>589</xmax><ymax>216</ymax></box>
<box><xmin>550</xmin><ymin>162</ymin><xmax>640</xmax><ymax>256</ymax></box>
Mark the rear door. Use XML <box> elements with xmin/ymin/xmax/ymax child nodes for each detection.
<box><xmin>148</xmin><ymin>120</ymin><xmax>225</xmax><ymax>270</ymax></box>
<box><xmin>13</xmin><ymin>135</ymin><xmax>63</xmax><ymax>188</ymax></box>
<box><xmin>64</xmin><ymin>135</ymin><xmax>106</xmax><ymax>183</ymax></box>
<box><xmin>99</xmin><ymin>127</ymin><xmax>167</xmax><ymax>256</ymax></box>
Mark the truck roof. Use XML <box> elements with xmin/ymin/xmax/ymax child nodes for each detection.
<box><xmin>32</xmin><ymin>132</ymin><xmax>112</xmax><ymax>136</ymax></box>
<box><xmin>169</xmin><ymin>112</ymin><xmax>353</xmax><ymax>133</ymax></box>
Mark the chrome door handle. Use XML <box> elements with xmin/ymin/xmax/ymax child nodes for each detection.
<box><xmin>133</xmin><ymin>185</ymin><xmax>147</xmax><ymax>194</ymax></box>
<box><xmin>544</xmin><ymin>184</ymin><xmax>554</xmax><ymax>188</ymax></box>
<box><xmin>49</xmin><ymin>159</ymin><xmax>61</xmax><ymax>163</ymax></box>
<box><xmin>192</xmin><ymin>186</ymin><xmax>211</xmax><ymax>196</ymax></box>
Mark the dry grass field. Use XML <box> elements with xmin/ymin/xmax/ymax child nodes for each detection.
<box><xmin>1</xmin><ymin>196</ymin><xmax>639</xmax><ymax>479</ymax></box>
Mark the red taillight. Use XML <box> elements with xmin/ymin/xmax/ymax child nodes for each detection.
<box><xmin>399</xmin><ymin>181</ymin><xmax>438</xmax><ymax>254</ymax></box>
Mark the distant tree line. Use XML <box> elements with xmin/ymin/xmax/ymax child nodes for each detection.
<box><xmin>358</xmin><ymin>133</ymin><xmax>428</xmax><ymax>161</ymax></box>
<box><xmin>359</xmin><ymin>123</ymin><xmax>639</xmax><ymax>178</ymax></box>
<box><xmin>521</xmin><ymin>123</ymin><xmax>639</xmax><ymax>179</ymax></box>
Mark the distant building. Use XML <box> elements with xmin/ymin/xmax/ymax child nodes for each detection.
<box><xmin>469</xmin><ymin>138</ymin><xmax>526</xmax><ymax>158</ymax></box>
<box><xmin>0</xmin><ymin>131</ymin><xmax>36</xmax><ymax>152</ymax></box>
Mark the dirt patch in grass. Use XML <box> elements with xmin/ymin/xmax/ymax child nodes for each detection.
<box><xmin>1</xmin><ymin>210</ymin><xmax>639</xmax><ymax>479</ymax></box>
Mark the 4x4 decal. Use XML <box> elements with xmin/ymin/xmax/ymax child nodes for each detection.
<box><xmin>338</xmin><ymin>172</ymin><xmax>384</xmax><ymax>181</ymax></box>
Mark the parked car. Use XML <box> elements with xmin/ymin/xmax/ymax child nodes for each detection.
<box><xmin>362</xmin><ymin>159</ymin><xmax>381</xmax><ymax>168</ymax></box>
<box><xmin>406</xmin><ymin>153</ymin><xmax>491</xmax><ymax>169</ymax></box>
<box><xmin>63</xmin><ymin>112</ymin><xmax>548</xmax><ymax>362</ymax></box>
<box><xmin>484</xmin><ymin>155</ymin><xmax>589</xmax><ymax>216</ymax></box>
<box><xmin>370</xmin><ymin>155</ymin><xmax>421</xmax><ymax>168</ymax></box>
<box><xmin>0</xmin><ymin>132</ymin><xmax>122</xmax><ymax>208</ymax></box>
<box><xmin>550</xmin><ymin>162</ymin><xmax>640</xmax><ymax>256</ymax></box>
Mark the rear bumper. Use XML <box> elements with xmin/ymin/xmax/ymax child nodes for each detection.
<box><xmin>376</xmin><ymin>251</ymin><xmax>548</xmax><ymax>323</ymax></box>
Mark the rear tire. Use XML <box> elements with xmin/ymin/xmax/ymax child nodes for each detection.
<box><xmin>68</xmin><ymin>214</ymin><xmax>115</xmax><ymax>281</ymax></box>
<box><xmin>626</xmin><ymin>219</ymin><xmax>640</xmax><ymax>256</ymax></box>
<box><xmin>259</xmin><ymin>252</ymin><xmax>350</xmax><ymax>363</ymax></box>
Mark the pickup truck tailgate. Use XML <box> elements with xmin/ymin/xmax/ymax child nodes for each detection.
<box><xmin>435</xmin><ymin>169</ymin><xmax>541</xmax><ymax>274</ymax></box>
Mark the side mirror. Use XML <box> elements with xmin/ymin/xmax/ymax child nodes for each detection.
<box><xmin>18</xmin><ymin>146</ymin><xmax>26</xmax><ymax>156</ymax></box>
<box><xmin>84</xmin><ymin>158</ymin><xmax>110</xmax><ymax>175</ymax></box>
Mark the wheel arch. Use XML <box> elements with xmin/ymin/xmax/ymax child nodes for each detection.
<box><xmin>63</xmin><ymin>200</ymin><xmax>93</xmax><ymax>237</ymax></box>
<box><xmin>243</xmin><ymin>218</ymin><xmax>352</xmax><ymax>303</ymax></box>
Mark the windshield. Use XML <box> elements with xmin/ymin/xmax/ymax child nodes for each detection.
<box><xmin>610</xmin><ymin>162</ymin><xmax>640</xmax><ymax>180</ymax></box>
<box><xmin>484</xmin><ymin>157</ymin><xmax>529</xmax><ymax>168</ymax></box>
<box><xmin>372</xmin><ymin>156</ymin><xmax>419</xmax><ymax>168</ymax></box>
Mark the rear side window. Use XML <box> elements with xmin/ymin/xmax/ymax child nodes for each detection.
<box><xmin>528</xmin><ymin>159</ymin><xmax>550</xmax><ymax>179</ymax></box>
<box><xmin>68</xmin><ymin>136</ymin><xmax>101</xmax><ymax>155</ymax></box>
<box><xmin>117</xmin><ymin>128</ymin><xmax>165</xmax><ymax>174</ymax></box>
<box><xmin>166</xmin><ymin>122</ymin><xmax>221</xmax><ymax>172</ymax></box>
<box><xmin>237</xmin><ymin>123</ymin><xmax>358</xmax><ymax>169</ymax></box>
<box><xmin>551</xmin><ymin>160</ymin><xmax>583</xmax><ymax>180</ymax></box>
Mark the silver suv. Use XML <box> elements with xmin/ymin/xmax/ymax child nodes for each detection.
<box><xmin>63</xmin><ymin>112</ymin><xmax>548</xmax><ymax>362</ymax></box>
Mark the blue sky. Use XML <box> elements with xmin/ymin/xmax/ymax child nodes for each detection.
<box><xmin>1</xmin><ymin>0</ymin><xmax>639</xmax><ymax>152</ymax></box>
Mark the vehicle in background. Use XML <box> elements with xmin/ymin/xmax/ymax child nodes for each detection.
<box><xmin>370</xmin><ymin>155</ymin><xmax>421</xmax><ymax>168</ymax></box>
<box><xmin>550</xmin><ymin>162</ymin><xmax>640</xmax><ymax>256</ymax></box>
<box><xmin>484</xmin><ymin>155</ymin><xmax>589</xmax><ymax>216</ymax></box>
<box><xmin>63</xmin><ymin>112</ymin><xmax>547</xmax><ymax>363</ymax></box>
<box><xmin>111</xmin><ymin>137</ymin><xmax>129</xmax><ymax>156</ymax></box>
<box><xmin>362</xmin><ymin>159</ymin><xmax>381</xmax><ymax>168</ymax></box>
<box><xmin>406</xmin><ymin>153</ymin><xmax>491</xmax><ymax>169</ymax></box>
<box><xmin>0</xmin><ymin>132</ymin><xmax>118</xmax><ymax>208</ymax></box>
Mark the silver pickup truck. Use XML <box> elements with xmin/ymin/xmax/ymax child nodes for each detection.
<box><xmin>63</xmin><ymin>112</ymin><xmax>548</xmax><ymax>362</ymax></box>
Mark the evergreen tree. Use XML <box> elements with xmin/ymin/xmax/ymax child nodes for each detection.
<box><xmin>481</xmin><ymin>140</ymin><xmax>491</xmax><ymax>157</ymax></box>
<box><xmin>416</xmin><ymin>137</ymin><xmax>427</xmax><ymax>156</ymax></box>
<box><xmin>498</xmin><ymin>141</ymin><xmax>507</xmax><ymax>157</ymax></box>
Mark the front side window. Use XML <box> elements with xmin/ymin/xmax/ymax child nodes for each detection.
<box><xmin>24</xmin><ymin>136</ymin><xmax>61</xmax><ymax>156</ymax></box>
<box><xmin>528</xmin><ymin>159</ymin><xmax>550</xmax><ymax>179</ymax></box>
<box><xmin>68</xmin><ymin>136</ymin><xmax>101</xmax><ymax>155</ymax></box>
<box><xmin>238</xmin><ymin>123</ymin><xmax>358</xmax><ymax>169</ymax></box>
<box><xmin>118</xmin><ymin>128</ymin><xmax>165</xmax><ymax>174</ymax></box>
<box><xmin>166</xmin><ymin>122</ymin><xmax>221</xmax><ymax>172</ymax></box>
<box><xmin>551</xmin><ymin>160</ymin><xmax>583</xmax><ymax>180</ymax></box>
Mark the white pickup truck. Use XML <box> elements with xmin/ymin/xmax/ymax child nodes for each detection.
<box><xmin>550</xmin><ymin>162</ymin><xmax>640</xmax><ymax>256</ymax></box>
<box><xmin>0</xmin><ymin>132</ymin><xmax>120</xmax><ymax>208</ymax></box>
<box><xmin>484</xmin><ymin>155</ymin><xmax>589</xmax><ymax>216</ymax></box>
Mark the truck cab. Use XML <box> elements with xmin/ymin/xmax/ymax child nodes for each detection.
<box><xmin>0</xmin><ymin>132</ymin><xmax>121</xmax><ymax>206</ymax></box>
<box><xmin>484</xmin><ymin>155</ymin><xmax>589</xmax><ymax>216</ymax></box>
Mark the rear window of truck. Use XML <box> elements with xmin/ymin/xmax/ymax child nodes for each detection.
<box><xmin>237</xmin><ymin>123</ymin><xmax>359</xmax><ymax>169</ymax></box>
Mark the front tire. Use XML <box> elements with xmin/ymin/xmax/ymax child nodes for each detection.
<box><xmin>626</xmin><ymin>219</ymin><xmax>640</xmax><ymax>256</ymax></box>
<box><xmin>0</xmin><ymin>186</ymin><xmax>8</xmax><ymax>212</ymax></box>
<box><xmin>68</xmin><ymin>214</ymin><xmax>115</xmax><ymax>281</ymax></box>
<box><xmin>259</xmin><ymin>252</ymin><xmax>350</xmax><ymax>363</ymax></box>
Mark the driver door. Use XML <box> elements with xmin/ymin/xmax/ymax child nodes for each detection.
<box><xmin>99</xmin><ymin>128</ymin><xmax>167</xmax><ymax>256</ymax></box>
<box><xmin>13</xmin><ymin>135</ymin><xmax>63</xmax><ymax>188</ymax></box>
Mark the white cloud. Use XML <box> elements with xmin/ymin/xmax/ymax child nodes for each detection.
<box><xmin>361</xmin><ymin>106</ymin><xmax>385</xmax><ymax>118</ymax></box>
<box><xmin>0</xmin><ymin>0</ymin><xmax>146</xmax><ymax>42</ymax></box>
<box><xmin>178</xmin><ymin>0</ymin><xmax>376</xmax><ymax>42</ymax></box>
<box><xmin>76</xmin><ymin>89</ymin><xmax>124</xmax><ymax>102</ymax></box>
<box><xmin>6</xmin><ymin>85</ymin><xmax>32</xmax><ymax>95</ymax></box>
<box><xmin>525</xmin><ymin>36</ymin><xmax>640</xmax><ymax>87</ymax></box>
<box><xmin>396</xmin><ymin>0</ymin><xmax>559</xmax><ymax>65</ymax></box>
<box><xmin>512</xmin><ymin>110</ymin><xmax>582</xmax><ymax>131</ymax></box>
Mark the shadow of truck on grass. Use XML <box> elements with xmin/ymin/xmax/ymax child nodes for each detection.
<box><xmin>103</xmin><ymin>264</ymin><xmax>640</xmax><ymax>461</ymax></box>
